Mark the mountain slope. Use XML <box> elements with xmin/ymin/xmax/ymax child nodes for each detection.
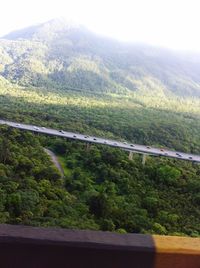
<box><xmin>1</xmin><ymin>18</ymin><xmax>200</xmax><ymax>97</ymax></box>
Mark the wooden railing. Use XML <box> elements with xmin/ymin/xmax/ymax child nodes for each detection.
<box><xmin>0</xmin><ymin>224</ymin><xmax>199</xmax><ymax>268</ymax></box>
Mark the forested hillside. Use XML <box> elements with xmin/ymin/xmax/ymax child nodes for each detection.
<box><xmin>0</xmin><ymin>126</ymin><xmax>98</xmax><ymax>229</ymax></box>
<box><xmin>1</xmin><ymin>18</ymin><xmax>200</xmax><ymax>97</ymax></box>
<box><xmin>0</xmin><ymin>19</ymin><xmax>200</xmax><ymax>236</ymax></box>
<box><xmin>0</xmin><ymin>126</ymin><xmax>200</xmax><ymax>236</ymax></box>
<box><xmin>0</xmin><ymin>19</ymin><xmax>200</xmax><ymax>152</ymax></box>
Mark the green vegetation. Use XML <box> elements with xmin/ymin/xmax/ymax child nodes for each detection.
<box><xmin>0</xmin><ymin>85</ymin><xmax>200</xmax><ymax>154</ymax></box>
<box><xmin>0</xmin><ymin>19</ymin><xmax>200</xmax><ymax>154</ymax></box>
<box><xmin>1</xmin><ymin>18</ymin><xmax>200</xmax><ymax>97</ymax></box>
<box><xmin>49</xmin><ymin>138</ymin><xmax>200</xmax><ymax>236</ymax></box>
<box><xmin>1</xmin><ymin>126</ymin><xmax>200</xmax><ymax>236</ymax></box>
<box><xmin>0</xmin><ymin>126</ymin><xmax>98</xmax><ymax>229</ymax></box>
<box><xmin>0</xmin><ymin>19</ymin><xmax>200</xmax><ymax>236</ymax></box>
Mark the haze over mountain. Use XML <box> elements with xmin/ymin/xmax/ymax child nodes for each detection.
<box><xmin>0</xmin><ymin>18</ymin><xmax>200</xmax><ymax>97</ymax></box>
<box><xmin>1</xmin><ymin>19</ymin><xmax>200</xmax><ymax>237</ymax></box>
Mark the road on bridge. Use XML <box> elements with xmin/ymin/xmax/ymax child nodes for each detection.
<box><xmin>0</xmin><ymin>119</ymin><xmax>200</xmax><ymax>163</ymax></box>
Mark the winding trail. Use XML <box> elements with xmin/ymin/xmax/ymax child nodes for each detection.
<box><xmin>43</xmin><ymin>148</ymin><xmax>64</xmax><ymax>177</ymax></box>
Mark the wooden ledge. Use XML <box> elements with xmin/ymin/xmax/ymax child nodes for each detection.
<box><xmin>0</xmin><ymin>224</ymin><xmax>199</xmax><ymax>268</ymax></box>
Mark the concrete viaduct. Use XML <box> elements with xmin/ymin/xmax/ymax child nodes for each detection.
<box><xmin>0</xmin><ymin>119</ymin><xmax>200</xmax><ymax>164</ymax></box>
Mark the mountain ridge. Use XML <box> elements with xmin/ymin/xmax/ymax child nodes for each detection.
<box><xmin>2</xmin><ymin>18</ymin><xmax>84</xmax><ymax>40</ymax></box>
<box><xmin>1</xmin><ymin>18</ymin><xmax>200</xmax><ymax>97</ymax></box>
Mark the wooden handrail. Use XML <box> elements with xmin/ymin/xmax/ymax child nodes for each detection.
<box><xmin>0</xmin><ymin>224</ymin><xmax>199</xmax><ymax>268</ymax></box>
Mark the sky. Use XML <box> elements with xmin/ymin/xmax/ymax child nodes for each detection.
<box><xmin>1</xmin><ymin>0</ymin><xmax>200</xmax><ymax>51</ymax></box>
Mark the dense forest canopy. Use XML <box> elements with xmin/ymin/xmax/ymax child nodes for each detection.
<box><xmin>0</xmin><ymin>18</ymin><xmax>200</xmax><ymax>236</ymax></box>
<box><xmin>0</xmin><ymin>126</ymin><xmax>200</xmax><ymax>236</ymax></box>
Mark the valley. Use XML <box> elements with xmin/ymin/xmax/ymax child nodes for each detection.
<box><xmin>0</xmin><ymin>18</ymin><xmax>200</xmax><ymax>236</ymax></box>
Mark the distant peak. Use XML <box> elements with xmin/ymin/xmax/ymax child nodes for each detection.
<box><xmin>46</xmin><ymin>17</ymin><xmax>81</xmax><ymax>28</ymax></box>
<box><xmin>2</xmin><ymin>17</ymin><xmax>84</xmax><ymax>41</ymax></box>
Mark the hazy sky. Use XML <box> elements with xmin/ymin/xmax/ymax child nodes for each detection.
<box><xmin>1</xmin><ymin>0</ymin><xmax>200</xmax><ymax>51</ymax></box>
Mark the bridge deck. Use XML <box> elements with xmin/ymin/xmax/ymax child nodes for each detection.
<box><xmin>0</xmin><ymin>119</ymin><xmax>200</xmax><ymax>163</ymax></box>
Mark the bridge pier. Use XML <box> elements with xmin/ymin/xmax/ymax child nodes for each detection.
<box><xmin>86</xmin><ymin>143</ymin><xmax>91</xmax><ymax>151</ymax></box>
<box><xmin>128</xmin><ymin>151</ymin><xmax>133</xmax><ymax>160</ymax></box>
<box><xmin>1</xmin><ymin>120</ymin><xmax>200</xmax><ymax>164</ymax></box>
<box><xmin>142</xmin><ymin>154</ymin><xmax>147</xmax><ymax>165</ymax></box>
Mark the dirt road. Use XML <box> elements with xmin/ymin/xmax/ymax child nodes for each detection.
<box><xmin>43</xmin><ymin>148</ymin><xmax>64</xmax><ymax>177</ymax></box>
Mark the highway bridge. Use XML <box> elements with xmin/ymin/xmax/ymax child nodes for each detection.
<box><xmin>0</xmin><ymin>119</ymin><xmax>200</xmax><ymax>163</ymax></box>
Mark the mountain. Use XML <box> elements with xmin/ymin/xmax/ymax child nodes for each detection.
<box><xmin>1</xmin><ymin>19</ymin><xmax>200</xmax><ymax>238</ymax></box>
<box><xmin>1</xmin><ymin>18</ymin><xmax>200</xmax><ymax>97</ymax></box>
